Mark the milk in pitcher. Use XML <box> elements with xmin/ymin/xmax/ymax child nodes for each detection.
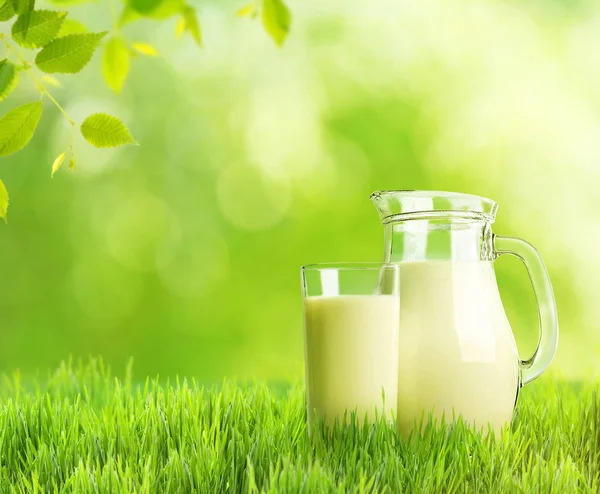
<box><xmin>396</xmin><ymin>260</ymin><xmax>520</xmax><ymax>436</ymax></box>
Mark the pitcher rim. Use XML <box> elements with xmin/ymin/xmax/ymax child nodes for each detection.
<box><xmin>369</xmin><ymin>189</ymin><xmax>498</xmax><ymax>223</ymax></box>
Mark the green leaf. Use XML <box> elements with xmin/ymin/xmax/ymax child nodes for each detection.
<box><xmin>0</xmin><ymin>101</ymin><xmax>43</xmax><ymax>157</ymax></box>
<box><xmin>102</xmin><ymin>37</ymin><xmax>129</xmax><ymax>94</ymax></box>
<box><xmin>148</xmin><ymin>0</ymin><xmax>182</xmax><ymax>18</ymax></box>
<box><xmin>120</xmin><ymin>0</ymin><xmax>181</xmax><ymax>24</ymax></box>
<box><xmin>181</xmin><ymin>6</ymin><xmax>201</xmax><ymax>46</ymax></box>
<box><xmin>0</xmin><ymin>179</ymin><xmax>8</xmax><ymax>222</ymax></box>
<box><xmin>12</xmin><ymin>10</ymin><xmax>67</xmax><ymax>49</ymax></box>
<box><xmin>11</xmin><ymin>0</ymin><xmax>34</xmax><ymax>15</ymax></box>
<box><xmin>0</xmin><ymin>0</ymin><xmax>16</xmax><ymax>21</ymax></box>
<box><xmin>47</xmin><ymin>0</ymin><xmax>94</xmax><ymax>5</ymax></box>
<box><xmin>175</xmin><ymin>17</ymin><xmax>184</xmax><ymax>38</ymax></box>
<box><xmin>51</xmin><ymin>150</ymin><xmax>66</xmax><ymax>177</ymax></box>
<box><xmin>35</xmin><ymin>32</ymin><xmax>106</xmax><ymax>74</ymax></box>
<box><xmin>0</xmin><ymin>59</ymin><xmax>19</xmax><ymax>103</ymax></box>
<box><xmin>132</xmin><ymin>42</ymin><xmax>158</xmax><ymax>56</ymax></box>
<box><xmin>237</xmin><ymin>3</ymin><xmax>257</xmax><ymax>18</ymax></box>
<box><xmin>80</xmin><ymin>113</ymin><xmax>136</xmax><ymax>148</ymax></box>
<box><xmin>57</xmin><ymin>18</ymin><xmax>87</xmax><ymax>36</ymax></box>
<box><xmin>118</xmin><ymin>6</ymin><xmax>140</xmax><ymax>26</ymax></box>
<box><xmin>262</xmin><ymin>0</ymin><xmax>290</xmax><ymax>47</ymax></box>
<box><xmin>128</xmin><ymin>0</ymin><xmax>162</xmax><ymax>14</ymax></box>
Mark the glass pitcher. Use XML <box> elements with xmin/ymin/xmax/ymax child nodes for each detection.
<box><xmin>370</xmin><ymin>190</ymin><xmax>558</xmax><ymax>436</ymax></box>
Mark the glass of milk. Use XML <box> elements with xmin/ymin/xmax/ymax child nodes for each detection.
<box><xmin>301</xmin><ymin>263</ymin><xmax>400</xmax><ymax>431</ymax></box>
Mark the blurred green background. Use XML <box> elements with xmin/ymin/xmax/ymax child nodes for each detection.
<box><xmin>0</xmin><ymin>0</ymin><xmax>597</xmax><ymax>380</ymax></box>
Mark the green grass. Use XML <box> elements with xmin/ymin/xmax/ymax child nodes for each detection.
<box><xmin>0</xmin><ymin>359</ymin><xmax>598</xmax><ymax>493</ymax></box>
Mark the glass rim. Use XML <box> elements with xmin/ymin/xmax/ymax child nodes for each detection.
<box><xmin>301</xmin><ymin>262</ymin><xmax>399</xmax><ymax>271</ymax></box>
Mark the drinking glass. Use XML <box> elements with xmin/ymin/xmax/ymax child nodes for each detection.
<box><xmin>301</xmin><ymin>263</ymin><xmax>400</xmax><ymax>430</ymax></box>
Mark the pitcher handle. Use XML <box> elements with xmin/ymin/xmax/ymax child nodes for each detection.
<box><xmin>493</xmin><ymin>235</ymin><xmax>559</xmax><ymax>385</ymax></box>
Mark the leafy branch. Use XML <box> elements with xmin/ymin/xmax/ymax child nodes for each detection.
<box><xmin>0</xmin><ymin>0</ymin><xmax>292</xmax><ymax>222</ymax></box>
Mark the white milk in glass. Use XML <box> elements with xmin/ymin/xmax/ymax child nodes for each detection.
<box><xmin>396</xmin><ymin>260</ymin><xmax>520</xmax><ymax>437</ymax></box>
<box><xmin>303</xmin><ymin>295</ymin><xmax>400</xmax><ymax>428</ymax></box>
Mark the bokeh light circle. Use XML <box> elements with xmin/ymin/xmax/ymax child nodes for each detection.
<box><xmin>217</xmin><ymin>165</ymin><xmax>291</xmax><ymax>231</ymax></box>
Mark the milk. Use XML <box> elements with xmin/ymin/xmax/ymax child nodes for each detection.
<box><xmin>303</xmin><ymin>295</ymin><xmax>400</xmax><ymax>428</ymax></box>
<box><xmin>397</xmin><ymin>260</ymin><xmax>520</xmax><ymax>437</ymax></box>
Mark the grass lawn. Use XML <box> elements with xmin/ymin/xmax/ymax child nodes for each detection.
<box><xmin>0</xmin><ymin>359</ymin><xmax>598</xmax><ymax>493</ymax></box>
